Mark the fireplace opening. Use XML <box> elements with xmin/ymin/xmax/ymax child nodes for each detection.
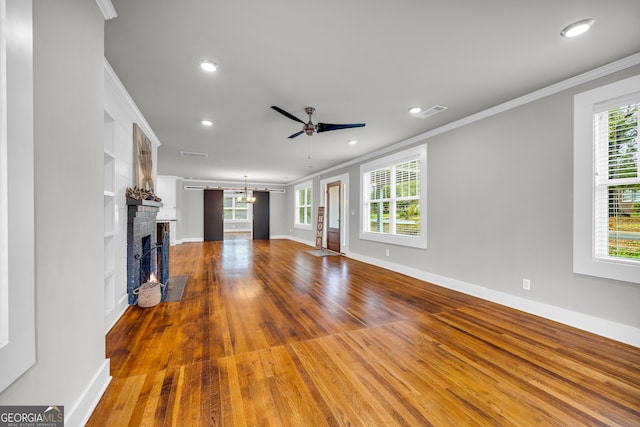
<box><xmin>140</xmin><ymin>235</ymin><xmax>152</xmax><ymax>286</ymax></box>
<box><xmin>127</xmin><ymin>199</ymin><xmax>166</xmax><ymax>305</ymax></box>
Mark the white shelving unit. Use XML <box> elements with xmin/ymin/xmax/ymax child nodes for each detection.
<box><xmin>103</xmin><ymin>112</ymin><xmax>116</xmax><ymax>323</ymax></box>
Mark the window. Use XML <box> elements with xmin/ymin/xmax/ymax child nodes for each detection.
<box><xmin>294</xmin><ymin>181</ymin><xmax>312</xmax><ymax>230</ymax></box>
<box><xmin>594</xmin><ymin>101</ymin><xmax>639</xmax><ymax>262</ymax></box>
<box><xmin>224</xmin><ymin>196</ymin><xmax>248</xmax><ymax>220</ymax></box>
<box><xmin>574</xmin><ymin>74</ymin><xmax>640</xmax><ymax>283</ymax></box>
<box><xmin>361</xmin><ymin>145</ymin><xmax>427</xmax><ymax>248</ymax></box>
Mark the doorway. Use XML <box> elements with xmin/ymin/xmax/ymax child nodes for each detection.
<box><xmin>326</xmin><ymin>181</ymin><xmax>341</xmax><ymax>252</ymax></box>
<box><xmin>205</xmin><ymin>189</ymin><xmax>270</xmax><ymax>241</ymax></box>
<box><xmin>223</xmin><ymin>190</ymin><xmax>252</xmax><ymax>240</ymax></box>
<box><xmin>321</xmin><ymin>173</ymin><xmax>349</xmax><ymax>254</ymax></box>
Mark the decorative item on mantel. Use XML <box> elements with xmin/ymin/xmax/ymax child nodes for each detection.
<box><xmin>133</xmin><ymin>272</ymin><xmax>164</xmax><ymax>308</ymax></box>
<box><xmin>126</xmin><ymin>186</ymin><xmax>162</xmax><ymax>203</ymax></box>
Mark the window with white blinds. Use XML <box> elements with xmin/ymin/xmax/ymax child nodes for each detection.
<box><xmin>361</xmin><ymin>145</ymin><xmax>427</xmax><ymax>248</ymax></box>
<box><xmin>593</xmin><ymin>101</ymin><xmax>639</xmax><ymax>262</ymax></box>
<box><xmin>573</xmin><ymin>74</ymin><xmax>640</xmax><ymax>283</ymax></box>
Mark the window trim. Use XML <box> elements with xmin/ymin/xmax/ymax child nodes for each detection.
<box><xmin>573</xmin><ymin>74</ymin><xmax>640</xmax><ymax>284</ymax></box>
<box><xmin>360</xmin><ymin>145</ymin><xmax>427</xmax><ymax>249</ymax></box>
<box><xmin>294</xmin><ymin>180</ymin><xmax>313</xmax><ymax>230</ymax></box>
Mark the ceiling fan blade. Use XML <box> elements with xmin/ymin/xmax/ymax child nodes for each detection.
<box><xmin>271</xmin><ymin>106</ymin><xmax>305</xmax><ymax>124</ymax></box>
<box><xmin>288</xmin><ymin>130</ymin><xmax>305</xmax><ymax>139</ymax></box>
<box><xmin>316</xmin><ymin>122</ymin><xmax>366</xmax><ymax>133</ymax></box>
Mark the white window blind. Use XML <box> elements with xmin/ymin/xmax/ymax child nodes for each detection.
<box><xmin>395</xmin><ymin>160</ymin><xmax>420</xmax><ymax>236</ymax></box>
<box><xmin>368</xmin><ymin>167</ymin><xmax>391</xmax><ymax>233</ymax></box>
<box><xmin>361</xmin><ymin>145</ymin><xmax>426</xmax><ymax>248</ymax></box>
<box><xmin>593</xmin><ymin>100</ymin><xmax>639</xmax><ymax>263</ymax></box>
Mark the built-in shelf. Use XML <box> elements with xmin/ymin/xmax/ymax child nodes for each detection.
<box><xmin>104</xmin><ymin>196</ymin><xmax>115</xmax><ymax>235</ymax></box>
<box><xmin>104</xmin><ymin>112</ymin><xmax>117</xmax><ymax>332</ymax></box>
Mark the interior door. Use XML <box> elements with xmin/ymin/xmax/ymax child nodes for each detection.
<box><xmin>326</xmin><ymin>181</ymin><xmax>340</xmax><ymax>252</ymax></box>
<box><xmin>203</xmin><ymin>189</ymin><xmax>223</xmax><ymax>241</ymax></box>
<box><xmin>252</xmin><ymin>191</ymin><xmax>270</xmax><ymax>240</ymax></box>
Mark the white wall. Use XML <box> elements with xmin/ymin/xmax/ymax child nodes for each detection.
<box><xmin>287</xmin><ymin>64</ymin><xmax>640</xmax><ymax>346</ymax></box>
<box><xmin>0</xmin><ymin>1</ymin><xmax>110</xmax><ymax>425</ymax></box>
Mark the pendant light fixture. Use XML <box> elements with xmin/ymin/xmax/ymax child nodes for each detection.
<box><xmin>237</xmin><ymin>176</ymin><xmax>256</xmax><ymax>204</ymax></box>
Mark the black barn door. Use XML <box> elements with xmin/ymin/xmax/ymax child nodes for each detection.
<box><xmin>252</xmin><ymin>191</ymin><xmax>270</xmax><ymax>240</ymax></box>
<box><xmin>204</xmin><ymin>189</ymin><xmax>224</xmax><ymax>241</ymax></box>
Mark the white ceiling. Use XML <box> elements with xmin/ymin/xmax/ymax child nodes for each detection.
<box><xmin>105</xmin><ymin>0</ymin><xmax>640</xmax><ymax>185</ymax></box>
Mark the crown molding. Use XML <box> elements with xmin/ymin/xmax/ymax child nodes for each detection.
<box><xmin>289</xmin><ymin>52</ymin><xmax>640</xmax><ymax>186</ymax></box>
<box><xmin>104</xmin><ymin>58</ymin><xmax>162</xmax><ymax>147</ymax></box>
<box><xmin>95</xmin><ymin>0</ymin><xmax>117</xmax><ymax>20</ymax></box>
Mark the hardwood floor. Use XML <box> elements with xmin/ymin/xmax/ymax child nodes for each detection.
<box><xmin>88</xmin><ymin>240</ymin><xmax>640</xmax><ymax>426</ymax></box>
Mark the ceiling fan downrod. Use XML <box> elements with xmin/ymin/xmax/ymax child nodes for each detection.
<box><xmin>304</xmin><ymin>107</ymin><xmax>316</xmax><ymax>136</ymax></box>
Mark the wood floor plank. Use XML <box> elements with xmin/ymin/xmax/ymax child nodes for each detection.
<box><xmin>87</xmin><ymin>240</ymin><xmax>640</xmax><ymax>426</ymax></box>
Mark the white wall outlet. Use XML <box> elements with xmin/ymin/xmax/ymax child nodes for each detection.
<box><xmin>385</xmin><ymin>249</ymin><xmax>390</xmax><ymax>257</ymax></box>
<box><xmin>523</xmin><ymin>279</ymin><xmax>531</xmax><ymax>291</ymax></box>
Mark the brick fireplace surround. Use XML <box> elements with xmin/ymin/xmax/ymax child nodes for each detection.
<box><xmin>126</xmin><ymin>199</ymin><xmax>167</xmax><ymax>305</ymax></box>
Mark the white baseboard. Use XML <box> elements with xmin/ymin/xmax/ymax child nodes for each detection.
<box><xmin>282</xmin><ymin>235</ymin><xmax>315</xmax><ymax>247</ymax></box>
<box><xmin>105</xmin><ymin>295</ymin><xmax>129</xmax><ymax>334</ymax></box>
<box><xmin>347</xmin><ymin>251</ymin><xmax>640</xmax><ymax>348</ymax></box>
<box><xmin>181</xmin><ymin>237</ymin><xmax>204</xmax><ymax>243</ymax></box>
<box><xmin>64</xmin><ymin>359</ymin><xmax>111</xmax><ymax>427</ymax></box>
<box><xmin>269</xmin><ymin>234</ymin><xmax>288</xmax><ymax>240</ymax></box>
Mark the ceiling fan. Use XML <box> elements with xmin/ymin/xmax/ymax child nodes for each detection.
<box><xmin>271</xmin><ymin>106</ymin><xmax>365</xmax><ymax>139</ymax></box>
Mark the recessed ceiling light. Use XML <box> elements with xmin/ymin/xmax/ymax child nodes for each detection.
<box><xmin>408</xmin><ymin>106</ymin><xmax>422</xmax><ymax>114</ymax></box>
<box><xmin>560</xmin><ymin>19</ymin><xmax>595</xmax><ymax>38</ymax></box>
<box><xmin>199</xmin><ymin>59</ymin><xmax>218</xmax><ymax>72</ymax></box>
<box><xmin>201</xmin><ymin>120</ymin><xmax>213</xmax><ymax>126</ymax></box>
<box><xmin>348</xmin><ymin>139</ymin><xmax>357</xmax><ymax>145</ymax></box>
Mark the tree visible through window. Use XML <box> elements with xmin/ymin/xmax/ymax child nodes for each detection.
<box><xmin>366</xmin><ymin>159</ymin><xmax>420</xmax><ymax>237</ymax></box>
<box><xmin>595</xmin><ymin>102</ymin><xmax>639</xmax><ymax>261</ymax></box>
<box><xmin>224</xmin><ymin>196</ymin><xmax>248</xmax><ymax>220</ymax></box>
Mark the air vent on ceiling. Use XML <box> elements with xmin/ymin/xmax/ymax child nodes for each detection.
<box><xmin>179</xmin><ymin>151</ymin><xmax>208</xmax><ymax>158</ymax></box>
<box><xmin>414</xmin><ymin>105</ymin><xmax>448</xmax><ymax>119</ymax></box>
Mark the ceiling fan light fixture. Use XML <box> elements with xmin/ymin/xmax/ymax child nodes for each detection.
<box><xmin>408</xmin><ymin>106</ymin><xmax>423</xmax><ymax>115</ymax></box>
<box><xmin>560</xmin><ymin>19</ymin><xmax>594</xmax><ymax>38</ymax></box>
<box><xmin>199</xmin><ymin>59</ymin><xmax>218</xmax><ymax>72</ymax></box>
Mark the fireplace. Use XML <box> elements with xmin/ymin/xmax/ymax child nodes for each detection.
<box><xmin>126</xmin><ymin>199</ymin><xmax>165</xmax><ymax>304</ymax></box>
